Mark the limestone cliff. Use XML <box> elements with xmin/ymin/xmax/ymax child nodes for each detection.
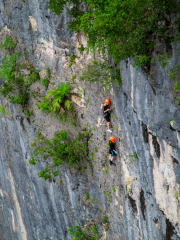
<box><xmin>0</xmin><ymin>0</ymin><xmax>180</xmax><ymax>240</ymax></box>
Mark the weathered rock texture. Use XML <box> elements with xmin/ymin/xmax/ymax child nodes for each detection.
<box><xmin>0</xmin><ymin>0</ymin><xmax>180</xmax><ymax>240</ymax></box>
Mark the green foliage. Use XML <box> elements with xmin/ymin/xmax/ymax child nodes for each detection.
<box><xmin>106</xmin><ymin>192</ymin><xmax>111</xmax><ymax>197</ymax></box>
<box><xmin>169</xmin><ymin>65</ymin><xmax>180</xmax><ymax>80</ymax></box>
<box><xmin>68</xmin><ymin>54</ymin><xmax>76</xmax><ymax>68</ymax></box>
<box><xmin>0</xmin><ymin>36</ymin><xmax>14</xmax><ymax>50</ymax></box>
<box><xmin>67</xmin><ymin>225</ymin><xmax>98</xmax><ymax>240</ymax></box>
<box><xmin>71</xmin><ymin>73</ymin><xmax>76</xmax><ymax>82</ymax></box>
<box><xmin>101</xmin><ymin>215</ymin><xmax>109</xmax><ymax>225</ymax></box>
<box><xmin>115</xmin><ymin>126</ymin><xmax>119</xmax><ymax>130</ymax></box>
<box><xmin>29</xmin><ymin>129</ymin><xmax>89</xmax><ymax>180</ymax></box>
<box><xmin>0</xmin><ymin>105</ymin><xmax>8</xmax><ymax>117</ymax></box>
<box><xmin>174</xmin><ymin>191</ymin><xmax>179</xmax><ymax>198</ymax></box>
<box><xmin>46</xmin><ymin>0</ymin><xmax>180</xmax><ymax>66</ymax></box>
<box><xmin>78</xmin><ymin>44</ymin><xmax>85</xmax><ymax>53</ymax></box>
<box><xmin>112</xmin><ymin>187</ymin><xmax>115</xmax><ymax>193</ymax></box>
<box><xmin>157</xmin><ymin>51</ymin><xmax>171</xmax><ymax>68</ymax></box>
<box><xmin>37</xmin><ymin>82</ymin><xmax>74</xmax><ymax>122</ymax></box>
<box><xmin>84</xmin><ymin>193</ymin><xmax>89</xmax><ymax>201</ymax></box>
<box><xmin>129</xmin><ymin>153</ymin><xmax>138</xmax><ymax>163</ymax></box>
<box><xmin>133</xmin><ymin>55</ymin><xmax>151</xmax><ymax>68</ymax></box>
<box><xmin>80</xmin><ymin>58</ymin><xmax>121</xmax><ymax>90</ymax></box>
<box><xmin>86</xmin><ymin>99</ymin><xmax>89</xmax><ymax>103</ymax></box>
<box><xmin>91</xmin><ymin>197</ymin><xmax>96</xmax><ymax>203</ymax></box>
<box><xmin>52</xmin><ymin>169</ymin><xmax>59</xmax><ymax>177</ymax></box>
<box><xmin>41</xmin><ymin>78</ymin><xmax>49</xmax><ymax>89</ymax></box>
<box><xmin>0</xmin><ymin>37</ymin><xmax>40</xmax><ymax>107</ymax></box>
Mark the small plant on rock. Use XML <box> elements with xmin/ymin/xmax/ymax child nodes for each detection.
<box><xmin>101</xmin><ymin>215</ymin><xmax>109</xmax><ymax>226</ymax></box>
<box><xmin>174</xmin><ymin>191</ymin><xmax>179</xmax><ymax>198</ymax></box>
<box><xmin>0</xmin><ymin>105</ymin><xmax>9</xmax><ymax>117</ymax></box>
<box><xmin>68</xmin><ymin>54</ymin><xmax>76</xmax><ymax>68</ymax></box>
<box><xmin>129</xmin><ymin>153</ymin><xmax>138</xmax><ymax>163</ymax></box>
<box><xmin>84</xmin><ymin>193</ymin><xmax>90</xmax><ymax>201</ymax></box>
<box><xmin>67</xmin><ymin>224</ymin><xmax>99</xmax><ymax>240</ymax></box>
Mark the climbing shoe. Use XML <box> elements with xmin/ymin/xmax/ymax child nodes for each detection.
<box><xmin>107</xmin><ymin>129</ymin><xmax>112</xmax><ymax>133</ymax></box>
<box><xmin>110</xmin><ymin>161</ymin><xmax>116</xmax><ymax>166</ymax></box>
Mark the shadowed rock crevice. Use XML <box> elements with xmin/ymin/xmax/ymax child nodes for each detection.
<box><xmin>142</xmin><ymin>122</ymin><xmax>148</xmax><ymax>143</ymax></box>
<box><xmin>140</xmin><ymin>189</ymin><xmax>146</xmax><ymax>220</ymax></box>
<box><xmin>152</xmin><ymin>135</ymin><xmax>160</xmax><ymax>158</ymax></box>
<box><xmin>128</xmin><ymin>195</ymin><xmax>137</xmax><ymax>213</ymax></box>
<box><xmin>165</xmin><ymin>218</ymin><xmax>175</xmax><ymax>240</ymax></box>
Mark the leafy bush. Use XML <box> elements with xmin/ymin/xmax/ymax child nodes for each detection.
<box><xmin>67</xmin><ymin>225</ymin><xmax>98</xmax><ymax>240</ymax></box>
<box><xmin>46</xmin><ymin>0</ymin><xmax>180</xmax><ymax>65</ymax></box>
<box><xmin>29</xmin><ymin>129</ymin><xmax>89</xmax><ymax>180</ymax></box>
<box><xmin>101</xmin><ymin>215</ymin><xmax>109</xmax><ymax>225</ymax></box>
<box><xmin>133</xmin><ymin>55</ymin><xmax>151</xmax><ymax>68</ymax></box>
<box><xmin>41</xmin><ymin>78</ymin><xmax>49</xmax><ymax>88</ymax></box>
<box><xmin>37</xmin><ymin>82</ymin><xmax>74</xmax><ymax>122</ymax></box>
<box><xmin>80</xmin><ymin>58</ymin><xmax>121</xmax><ymax>90</ymax></box>
<box><xmin>157</xmin><ymin>51</ymin><xmax>171</xmax><ymax>68</ymax></box>
<box><xmin>0</xmin><ymin>36</ymin><xmax>40</xmax><ymax>107</ymax></box>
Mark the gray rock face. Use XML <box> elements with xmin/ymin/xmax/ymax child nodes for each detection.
<box><xmin>0</xmin><ymin>0</ymin><xmax>180</xmax><ymax>240</ymax></box>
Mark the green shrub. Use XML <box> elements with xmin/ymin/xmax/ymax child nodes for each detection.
<box><xmin>0</xmin><ymin>105</ymin><xmax>8</xmax><ymax>117</ymax></box>
<box><xmin>46</xmin><ymin>0</ymin><xmax>180</xmax><ymax>66</ymax></box>
<box><xmin>37</xmin><ymin>82</ymin><xmax>74</xmax><ymax>122</ymax></box>
<box><xmin>80</xmin><ymin>58</ymin><xmax>121</xmax><ymax>90</ymax></box>
<box><xmin>67</xmin><ymin>225</ymin><xmax>98</xmax><ymax>240</ymax></box>
<box><xmin>0</xmin><ymin>37</ymin><xmax>40</xmax><ymax>107</ymax></box>
<box><xmin>29</xmin><ymin>129</ymin><xmax>89</xmax><ymax>180</ymax></box>
<box><xmin>41</xmin><ymin>78</ymin><xmax>49</xmax><ymax>88</ymax></box>
<box><xmin>101</xmin><ymin>215</ymin><xmax>109</xmax><ymax>225</ymax></box>
<box><xmin>157</xmin><ymin>51</ymin><xmax>171</xmax><ymax>68</ymax></box>
<box><xmin>133</xmin><ymin>55</ymin><xmax>151</xmax><ymax>68</ymax></box>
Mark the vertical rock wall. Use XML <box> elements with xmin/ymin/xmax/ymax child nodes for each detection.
<box><xmin>0</xmin><ymin>0</ymin><xmax>180</xmax><ymax>240</ymax></box>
